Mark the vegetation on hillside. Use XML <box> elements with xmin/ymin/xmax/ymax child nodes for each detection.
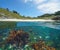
<box><xmin>37</xmin><ymin>11</ymin><xmax>60</xmax><ymax>20</ymax></box>
<box><xmin>0</xmin><ymin>8</ymin><xmax>60</xmax><ymax>20</ymax></box>
<box><xmin>0</xmin><ymin>8</ymin><xmax>23</xmax><ymax>19</ymax></box>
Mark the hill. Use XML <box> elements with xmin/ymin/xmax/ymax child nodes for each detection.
<box><xmin>0</xmin><ymin>8</ymin><xmax>23</xmax><ymax>19</ymax></box>
<box><xmin>0</xmin><ymin>8</ymin><xmax>60</xmax><ymax>20</ymax></box>
<box><xmin>37</xmin><ymin>11</ymin><xmax>60</xmax><ymax>20</ymax></box>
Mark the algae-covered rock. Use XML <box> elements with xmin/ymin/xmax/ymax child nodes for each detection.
<box><xmin>31</xmin><ymin>40</ymin><xmax>56</xmax><ymax>50</ymax></box>
<box><xmin>6</xmin><ymin>30</ymin><xmax>29</xmax><ymax>47</ymax></box>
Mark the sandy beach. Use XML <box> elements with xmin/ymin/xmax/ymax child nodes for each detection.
<box><xmin>0</xmin><ymin>19</ymin><xmax>55</xmax><ymax>22</ymax></box>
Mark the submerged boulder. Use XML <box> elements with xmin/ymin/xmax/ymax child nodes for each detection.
<box><xmin>6</xmin><ymin>30</ymin><xmax>29</xmax><ymax>47</ymax></box>
<box><xmin>31</xmin><ymin>40</ymin><xmax>56</xmax><ymax>50</ymax></box>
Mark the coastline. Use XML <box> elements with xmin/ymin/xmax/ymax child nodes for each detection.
<box><xmin>0</xmin><ymin>19</ymin><xmax>55</xmax><ymax>22</ymax></box>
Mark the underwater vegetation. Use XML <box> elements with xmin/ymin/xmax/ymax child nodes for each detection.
<box><xmin>0</xmin><ymin>21</ymin><xmax>60</xmax><ymax>50</ymax></box>
<box><xmin>0</xmin><ymin>30</ymin><xmax>29</xmax><ymax>50</ymax></box>
<box><xmin>0</xmin><ymin>29</ymin><xmax>59</xmax><ymax>50</ymax></box>
<box><xmin>31</xmin><ymin>40</ymin><xmax>55</xmax><ymax>50</ymax></box>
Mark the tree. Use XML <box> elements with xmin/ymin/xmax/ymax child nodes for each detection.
<box><xmin>6</xmin><ymin>8</ymin><xmax>9</xmax><ymax>11</ymax></box>
<box><xmin>13</xmin><ymin>10</ymin><xmax>19</xmax><ymax>14</ymax></box>
<box><xmin>37</xmin><ymin>14</ymin><xmax>52</xmax><ymax>18</ymax></box>
<box><xmin>55</xmin><ymin>11</ymin><xmax>60</xmax><ymax>15</ymax></box>
<box><xmin>52</xmin><ymin>17</ymin><xmax>60</xmax><ymax>20</ymax></box>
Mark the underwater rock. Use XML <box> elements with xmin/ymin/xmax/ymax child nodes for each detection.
<box><xmin>31</xmin><ymin>40</ymin><xmax>56</xmax><ymax>50</ymax></box>
<box><xmin>6</xmin><ymin>30</ymin><xmax>29</xmax><ymax>47</ymax></box>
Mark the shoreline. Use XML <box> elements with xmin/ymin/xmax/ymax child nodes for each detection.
<box><xmin>0</xmin><ymin>19</ymin><xmax>55</xmax><ymax>22</ymax></box>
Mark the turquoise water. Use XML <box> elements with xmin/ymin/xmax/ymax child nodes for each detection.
<box><xmin>16</xmin><ymin>22</ymin><xmax>60</xmax><ymax>41</ymax></box>
<box><xmin>17</xmin><ymin>22</ymin><xmax>60</xmax><ymax>49</ymax></box>
<box><xmin>0</xmin><ymin>21</ymin><xmax>60</xmax><ymax>50</ymax></box>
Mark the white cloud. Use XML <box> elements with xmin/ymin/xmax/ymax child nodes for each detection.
<box><xmin>33</xmin><ymin>0</ymin><xmax>47</xmax><ymax>4</ymax></box>
<box><xmin>37</xmin><ymin>0</ymin><xmax>60</xmax><ymax>13</ymax></box>
<box><xmin>24</xmin><ymin>0</ymin><xmax>47</xmax><ymax>4</ymax></box>
<box><xmin>24</xmin><ymin>0</ymin><xmax>28</xmax><ymax>3</ymax></box>
<box><xmin>37</xmin><ymin>2</ymin><xmax>60</xmax><ymax>13</ymax></box>
<box><xmin>24</xmin><ymin>0</ymin><xmax>32</xmax><ymax>3</ymax></box>
<box><xmin>23</xmin><ymin>0</ymin><xmax>60</xmax><ymax>13</ymax></box>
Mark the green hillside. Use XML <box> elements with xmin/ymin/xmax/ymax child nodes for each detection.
<box><xmin>37</xmin><ymin>13</ymin><xmax>60</xmax><ymax>20</ymax></box>
<box><xmin>0</xmin><ymin>8</ymin><xmax>60</xmax><ymax>20</ymax></box>
<box><xmin>0</xmin><ymin>8</ymin><xmax>23</xmax><ymax>19</ymax></box>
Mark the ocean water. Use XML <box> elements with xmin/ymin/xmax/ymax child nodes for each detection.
<box><xmin>17</xmin><ymin>22</ymin><xmax>60</xmax><ymax>43</ymax></box>
<box><xmin>0</xmin><ymin>21</ymin><xmax>60</xmax><ymax>50</ymax></box>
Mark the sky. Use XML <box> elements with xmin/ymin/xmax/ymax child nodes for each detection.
<box><xmin>0</xmin><ymin>0</ymin><xmax>60</xmax><ymax>17</ymax></box>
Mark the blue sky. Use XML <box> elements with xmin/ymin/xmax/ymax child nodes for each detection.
<box><xmin>0</xmin><ymin>0</ymin><xmax>60</xmax><ymax>17</ymax></box>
